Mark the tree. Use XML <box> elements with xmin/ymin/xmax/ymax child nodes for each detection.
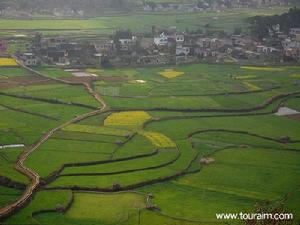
<box><xmin>248</xmin><ymin>7</ymin><xmax>300</xmax><ymax>40</ymax></box>
<box><xmin>33</xmin><ymin>33</ymin><xmax>42</xmax><ymax>49</ymax></box>
<box><xmin>233</xmin><ymin>27</ymin><xmax>242</xmax><ymax>35</ymax></box>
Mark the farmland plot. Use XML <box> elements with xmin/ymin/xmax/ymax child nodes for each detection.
<box><xmin>0</xmin><ymin>58</ymin><xmax>17</xmax><ymax>67</ymax></box>
<box><xmin>25</xmin><ymin>138</ymin><xmax>117</xmax><ymax>177</ymax></box>
<box><xmin>0</xmin><ymin>186</ymin><xmax>22</xmax><ymax>208</ymax></box>
<box><xmin>104</xmin><ymin>111</ymin><xmax>152</xmax><ymax>127</ymax></box>
<box><xmin>2</xmin><ymin>64</ymin><xmax>300</xmax><ymax>225</ymax></box>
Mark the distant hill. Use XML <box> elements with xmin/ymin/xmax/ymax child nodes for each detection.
<box><xmin>0</xmin><ymin>0</ymin><xmax>296</xmax><ymax>17</ymax></box>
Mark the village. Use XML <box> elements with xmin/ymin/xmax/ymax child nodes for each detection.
<box><xmin>0</xmin><ymin>22</ymin><xmax>299</xmax><ymax>68</ymax></box>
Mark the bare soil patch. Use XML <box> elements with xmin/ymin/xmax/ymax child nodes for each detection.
<box><xmin>72</xmin><ymin>72</ymin><xmax>98</xmax><ymax>77</ymax></box>
<box><xmin>274</xmin><ymin>107</ymin><xmax>299</xmax><ymax>116</ymax></box>
<box><xmin>60</xmin><ymin>76</ymin><xmax>96</xmax><ymax>83</ymax></box>
<box><xmin>0</xmin><ymin>76</ymin><xmax>57</xmax><ymax>89</ymax></box>
<box><xmin>200</xmin><ymin>157</ymin><xmax>215</xmax><ymax>165</ymax></box>
<box><xmin>98</xmin><ymin>75</ymin><xmax>127</xmax><ymax>82</ymax></box>
<box><xmin>286</xmin><ymin>114</ymin><xmax>300</xmax><ymax>121</ymax></box>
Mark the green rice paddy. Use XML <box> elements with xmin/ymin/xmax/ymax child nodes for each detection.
<box><xmin>1</xmin><ymin>63</ymin><xmax>300</xmax><ymax>224</ymax></box>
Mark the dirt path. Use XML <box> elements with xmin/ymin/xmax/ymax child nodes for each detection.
<box><xmin>0</xmin><ymin>61</ymin><xmax>107</xmax><ymax>219</ymax></box>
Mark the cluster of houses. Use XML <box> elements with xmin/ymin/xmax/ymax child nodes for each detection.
<box><xmin>8</xmin><ymin>25</ymin><xmax>300</xmax><ymax>68</ymax></box>
<box><xmin>13</xmin><ymin>36</ymin><xmax>100</xmax><ymax>67</ymax></box>
<box><xmin>281</xmin><ymin>28</ymin><xmax>300</xmax><ymax>61</ymax></box>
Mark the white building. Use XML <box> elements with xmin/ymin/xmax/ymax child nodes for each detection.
<box><xmin>19</xmin><ymin>53</ymin><xmax>39</xmax><ymax>66</ymax></box>
<box><xmin>282</xmin><ymin>39</ymin><xmax>300</xmax><ymax>50</ymax></box>
<box><xmin>176</xmin><ymin>45</ymin><xmax>190</xmax><ymax>56</ymax></box>
<box><xmin>290</xmin><ymin>28</ymin><xmax>300</xmax><ymax>36</ymax></box>
<box><xmin>257</xmin><ymin>45</ymin><xmax>280</xmax><ymax>54</ymax></box>
<box><xmin>175</xmin><ymin>34</ymin><xmax>184</xmax><ymax>44</ymax></box>
<box><xmin>154</xmin><ymin>33</ymin><xmax>168</xmax><ymax>46</ymax></box>
<box><xmin>118</xmin><ymin>36</ymin><xmax>137</xmax><ymax>51</ymax></box>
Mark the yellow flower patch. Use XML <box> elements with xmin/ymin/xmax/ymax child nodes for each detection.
<box><xmin>0</xmin><ymin>58</ymin><xmax>18</xmax><ymax>67</ymax></box>
<box><xmin>139</xmin><ymin>131</ymin><xmax>176</xmax><ymax>148</ymax></box>
<box><xmin>290</xmin><ymin>74</ymin><xmax>300</xmax><ymax>78</ymax></box>
<box><xmin>240</xmin><ymin>66</ymin><xmax>284</xmax><ymax>72</ymax></box>
<box><xmin>235</xmin><ymin>75</ymin><xmax>257</xmax><ymax>79</ymax></box>
<box><xmin>86</xmin><ymin>68</ymin><xmax>103</xmax><ymax>73</ymax></box>
<box><xmin>224</xmin><ymin>57</ymin><xmax>235</xmax><ymax>63</ymax></box>
<box><xmin>104</xmin><ymin>111</ymin><xmax>151</xmax><ymax>127</ymax></box>
<box><xmin>62</xmin><ymin>124</ymin><xmax>130</xmax><ymax>136</ymax></box>
<box><xmin>243</xmin><ymin>81</ymin><xmax>261</xmax><ymax>91</ymax></box>
<box><xmin>159</xmin><ymin>69</ymin><xmax>184</xmax><ymax>79</ymax></box>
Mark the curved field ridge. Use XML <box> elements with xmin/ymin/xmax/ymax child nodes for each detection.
<box><xmin>188</xmin><ymin>128</ymin><xmax>300</xmax><ymax>143</ymax></box>
<box><xmin>59</xmin><ymin>149</ymin><xmax>180</xmax><ymax>177</ymax></box>
<box><xmin>111</xmin><ymin>90</ymin><xmax>300</xmax><ymax>112</ymax></box>
<box><xmin>41</xmin><ymin>149</ymin><xmax>159</xmax><ymax>184</ymax></box>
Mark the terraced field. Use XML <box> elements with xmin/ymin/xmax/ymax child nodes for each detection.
<box><xmin>0</xmin><ymin>7</ymin><xmax>288</xmax><ymax>37</ymax></box>
<box><xmin>0</xmin><ymin>63</ymin><xmax>300</xmax><ymax>225</ymax></box>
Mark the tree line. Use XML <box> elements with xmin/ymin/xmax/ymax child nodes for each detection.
<box><xmin>248</xmin><ymin>7</ymin><xmax>300</xmax><ymax>40</ymax></box>
<box><xmin>0</xmin><ymin>0</ymin><xmax>138</xmax><ymax>13</ymax></box>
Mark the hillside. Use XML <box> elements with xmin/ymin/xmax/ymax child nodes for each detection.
<box><xmin>0</xmin><ymin>0</ymin><xmax>295</xmax><ymax>16</ymax></box>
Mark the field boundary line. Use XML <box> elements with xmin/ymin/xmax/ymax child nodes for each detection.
<box><xmin>0</xmin><ymin>103</ymin><xmax>59</xmax><ymax>121</ymax></box>
<box><xmin>0</xmin><ymin>92</ymin><xmax>98</xmax><ymax>110</ymax></box>
<box><xmin>59</xmin><ymin>148</ymin><xmax>180</xmax><ymax>177</ymax></box>
<box><xmin>45</xmin><ymin>148</ymin><xmax>198</xmax><ymax>193</ymax></box>
<box><xmin>41</xmin><ymin>149</ymin><xmax>159</xmax><ymax>185</ymax></box>
<box><xmin>188</xmin><ymin>129</ymin><xmax>300</xmax><ymax>143</ymax></box>
<box><xmin>111</xmin><ymin>91</ymin><xmax>300</xmax><ymax>113</ymax></box>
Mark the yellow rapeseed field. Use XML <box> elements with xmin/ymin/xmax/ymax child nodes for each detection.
<box><xmin>139</xmin><ymin>131</ymin><xmax>176</xmax><ymax>148</ymax></box>
<box><xmin>159</xmin><ymin>69</ymin><xmax>184</xmax><ymax>79</ymax></box>
<box><xmin>62</xmin><ymin>124</ymin><xmax>130</xmax><ymax>136</ymax></box>
<box><xmin>290</xmin><ymin>74</ymin><xmax>300</xmax><ymax>78</ymax></box>
<box><xmin>104</xmin><ymin>111</ymin><xmax>151</xmax><ymax>127</ymax></box>
<box><xmin>240</xmin><ymin>66</ymin><xmax>284</xmax><ymax>72</ymax></box>
<box><xmin>0</xmin><ymin>57</ymin><xmax>18</xmax><ymax>67</ymax></box>
<box><xmin>235</xmin><ymin>75</ymin><xmax>257</xmax><ymax>79</ymax></box>
<box><xmin>243</xmin><ymin>81</ymin><xmax>261</xmax><ymax>91</ymax></box>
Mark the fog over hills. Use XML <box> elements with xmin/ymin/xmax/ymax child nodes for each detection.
<box><xmin>0</xmin><ymin>0</ymin><xmax>296</xmax><ymax>15</ymax></box>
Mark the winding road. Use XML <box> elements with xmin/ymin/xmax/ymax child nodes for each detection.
<box><xmin>0</xmin><ymin>62</ymin><xmax>107</xmax><ymax>219</ymax></box>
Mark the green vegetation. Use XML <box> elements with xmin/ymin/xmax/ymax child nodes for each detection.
<box><xmin>62</xmin><ymin>124</ymin><xmax>132</xmax><ymax>136</ymax></box>
<box><xmin>248</xmin><ymin>8</ymin><xmax>300</xmax><ymax>40</ymax></box>
<box><xmin>1</xmin><ymin>63</ymin><xmax>300</xmax><ymax>225</ymax></box>
<box><xmin>36</xmin><ymin>68</ymin><xmax>73</xmax><ymax>78</ymax></box>
<box><xmin>0</xmin><ymin>7</ymin><xmax>288</xmax><ymax>36</ymax></box>
<box><xmin>4</xmin><ymin>84</ymin><xmax>101</xmax><ymax>108</ymax></box>
<box><xmin>0</xmin><ymin>68</ymin><xmax>32</xmax><ymax>78</ymax></box>
<box><xmin>34</xmin><ymin>192</ymin><xmax>146</xmax><ymax>225</ymax></box>
<box><xmin>0</xmin><ymin>186</ymin><xmax>22</xmax><ymax>208</ymax></box>
<box><xmin>5</xmin><ymin>190</ymin><xmax>72</xmax><ymax>225</ymax></box>
<box><xmin>61</xmin><ymin>148</ymin><xmax>179</xmax><ymax>175</ymax></box>
<box><xmin>0</xmin><ymin>147</ymin><xmax>29</xmax><ymax>183</ymax></box>
<box><xmin>63</xmin><ymin>192</ymin><xmax>144</xmax><ymax>224</ymax></box>
<box><xmin>25</xmin><ymin>138</ymin><xmax>117</xmax><ymax>177</ymax></box>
